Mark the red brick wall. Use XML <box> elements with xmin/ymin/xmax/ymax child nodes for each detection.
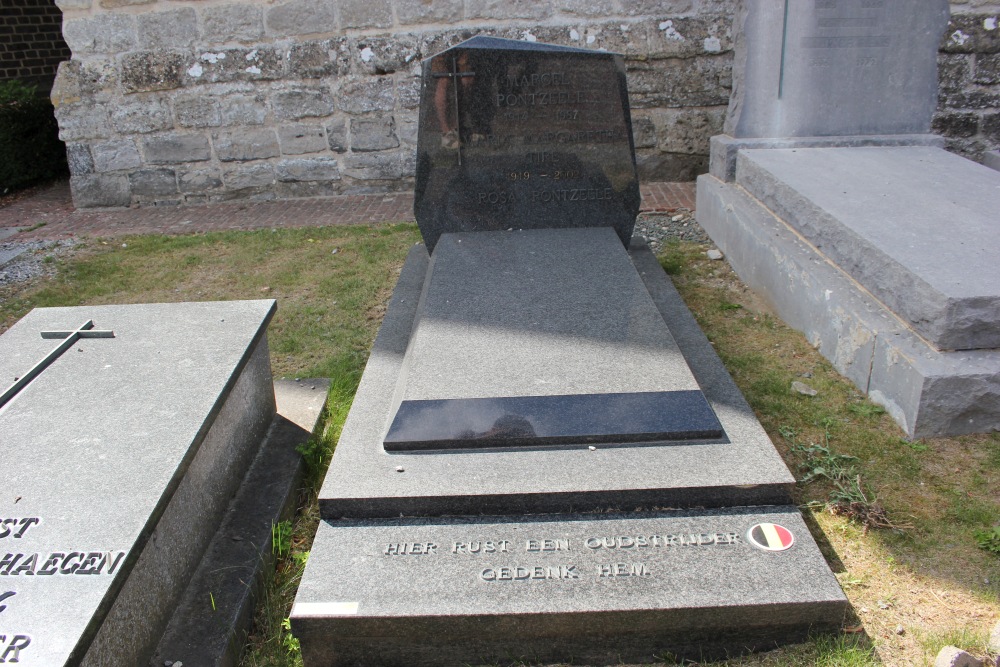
<box><xmin>0</xmin><ymin>0</ymin><xmax>71</xmax><ymax>87</ymax></box>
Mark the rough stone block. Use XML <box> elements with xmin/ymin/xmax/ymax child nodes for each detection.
<box><xmin>632</xmin><ymin>115</ymin><xmax>657</xmax><ymax>149</ymax></box>
<box><xmin>622</xmin><ymin>0</ymin><xmax>693</xmax><ymax>14</ymax></box>
<box><xmin>627</xmin><ymin>57</ymin><xmax>731</xmax><ymax>109</ymax></box>
<box><xmin>933</xmin><ymin>111</ymin><xmax>980</xmax><ymax>138</ymax></box>
<box><xmin>214</xmin><ymin>128</ymin><xmax>280</xmax><ymax>161</ymax></box>
<box><xmin>556</xmin><ymin>0</ymin><xmax>616</xmax><ymax>17</ymax></box>
<box><xmin>396</xmin><ymin>0</ymin><xmax>464</xmax><ymax>25</ymax></box>
<box><xmin>520</xmin><ymin>23</ymin><xmax>646</xmax><ymax>58</ymax></box>
<box><xmin>265</xmin><ymin>0</ymin><xmax>337</xmax><ymax>38</ymax></box>
<box><xmin>111</xmin><ymin>97</ymin><xmax>172</xmax><ymax>134</ymax></box>
<box><xmin>288</xmin><ymin>40</ymin><xmax>343</xmax><ymax>78</ymax></box>
<box><xmin>272</xmin><ymin>87</ymin><xmax>335</xmax><ymax>120</ymax></box>
<box><xmin>340</xmin><ymin>0</ymin><xmax>392</xmax><ymax>28</ymax></box>
<box><xmin>396</xmin><ymin>76</ymin><xmax>421</xmax><ymax>110</ymax></box>
<box><xmin>55</xmin><ymin>105</ymin><xmax>112</xmax><ymax>142</ymax></box>
<box><xmin>466</xmin><ymin>0</ymin><xmax>553</xmax><ymax>20</ymax></box>
<box><xmin>120</xmin><ymin>51</ymin><xmax>185</xmax><ymax>94</ymax></box>
<box><xmin>985</xmin><ymin>112</ymin><xmax>1000</xmax><ymax>142</ymax></box>
<box><xmin>175</xmin><ymin>96</ymin><xmax>222</xmax><ymax>128</ymax></box>
<box><xmin>275</xmin><ymin>181</ymin><xmax>339</xmax><ymax>198</ymax></box>
<box><xmin>658</xmin><ymin>107</ymin><xmax>725</xmax><ymax>154</ymax></box>
<box><xmin>63</xmin><ymin>14</ymin><xmax>136</xmax><ymax>55</ymax></box>
<box><xmin>143</xmin><ymin>133</ymin><xmax>212</xmax><ymax>164</ymax></box>
<box><xmin>343</xmin><ymin>152</ymin><xmax>408</xmax><ymax>180</ymax></box>
<box><xmin>646</xmin><ymin>16</ymin><xmax>733</xmax><ymax>59</ymax></box>
<box><xmin>55</xmin><ymin>0</ymin><xmax>93</xmax><ymax>10</ymax></box>
<box><xmin>938</xmin><ymin>53</ymin><xmax>972</xmax><ymax>91</ymax></box>
<box><xmin>70</xmin><ymin>173</ymin><xmax>130</xmax><ymax>207</ymax></box>
<box><xmin>350</xmin><ymin>116</ymin><xmax>398</xmax><ymax>152</ymax></box>
<box><xmin>99</xmin><ymin>0</ymin><xmax>154</xmax><ymax>7</ymax></box>
<box><xmin>183</xmin><ymin>48</ymin><xmax>282</xmax><ymax>85</ymax></box>
<box><xmin>136</xmin><ymin>8</ymin><xmax>198</xmax><ymax>50</ymax></box>
<box><xmin>354</xmin><ymin>36</ymin><xmax>422</xmax><ymax>76</ymax></box>
<box><xmin>325</xmin><ymin>117</ymin><xmax>347</xmax><ymax>152</ymax></box>
<box><xmin>278</xmin><ymin>123</ymin><xmax>328</xmax><ymax>155</ymax></box>
<box><xmin>65</xmin><ymin>143</ymin><xmax>94</xmax><ymax>175</ymax></box>
<box><xmin>201</xmin><ymin>4</ymin><xmax>264</xmax><ymax>44</ymax></box>
<box><xmin>220</xmin><ymin>94</ymin><xmax>268</xmax><ymax>126</ymax></box>
<box><xmin>974</xmin><ymin>52</ymin><xmax>1000</xmax><ymax>85</ymax></box>
<box><xmin>224</xmin><ymin>163</ymin><xmax>276</xmax><ymax>189</ymax></box>
<box><xmin>941</xmin><ymin>14</ymin><xmax>1000</xmax><ymax>55</ymax></box>
<box><xmin>92</xmin><ymin>138</ymin><xmax>142</xmax><ymax>172</ymax></box>
<box><xmin>275</xmin><ymin>157</ymin><xmax>341</xmax><ymax>182</ymax></box>
<box><xmin>129</xmin><ymin>168</ymin><xmax>178</xmax><ymax>197</ymax></box>
<box><xmin>336</xmin><ymin>77</ymin><xmax>395</xmax><ymax>114</ymax></box>
<box><xmin>178</xmin><ymin>168</ymin><xmax>224</xmax><ymax>193</ymax></box>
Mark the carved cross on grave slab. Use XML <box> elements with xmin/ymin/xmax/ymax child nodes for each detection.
<box><xmin>0</xmin><ymin>320</ymin><xmax>114</xmax><ymax>409</ymax></box>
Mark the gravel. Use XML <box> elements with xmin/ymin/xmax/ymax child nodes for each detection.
<box><xmin>634</xmin><ymin>208</ymin><xmax>711</xmax><ymax>251</ymax></box>
<box><xmin>0</xmin><ymin>239</ymin><xmax>78</xmax><ymax>289</ymax></box>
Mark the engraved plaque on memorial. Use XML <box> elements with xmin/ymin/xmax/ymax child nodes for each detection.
<box><xmin>414</xmin><ymin>36</ymin><xmax>640</xmax><ymax>253</ymax></box>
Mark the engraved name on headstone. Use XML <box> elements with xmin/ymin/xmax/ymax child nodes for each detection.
<box><xmin>414</xmin><ymin>36</ymin><xmax>640</xmax><ymax>252</ymax></box>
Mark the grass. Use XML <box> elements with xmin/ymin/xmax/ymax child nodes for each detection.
<box><xmin>2</xmin><ymin>230</ymin><xmax>998</xmax><ymax>667</ymax></box>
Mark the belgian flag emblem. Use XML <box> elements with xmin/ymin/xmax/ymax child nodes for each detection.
<box><xmin>747</xmin><ymin>523</ymin><xmax>795</xmax><ymax>552</ymax></box>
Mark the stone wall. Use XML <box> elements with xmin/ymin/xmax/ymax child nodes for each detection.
<box><xmin>936</xmin><ymin>6</ymin><xmax>1000</xmax><ymax>160</ymax></box>
<box><xmin>1</xmin><ymin>0</ymin><xmax>71</xmax><ymax>88</ymax></box>
<box><xmin>50</xmin><ymin>0</ymin><xmax>1000</xmax><ymax>208</ymax></box>
<box><xmin>52</xmin><ymin>0</ymin><xmax>734</xmax><ymax>207</ymax></box>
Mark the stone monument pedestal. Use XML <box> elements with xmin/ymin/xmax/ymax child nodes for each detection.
<box><xmin>697</xmin><ymin>146</ymin><xmax>1000</xmax><ymax>437</ymax></box>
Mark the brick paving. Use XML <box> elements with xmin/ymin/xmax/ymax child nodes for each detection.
<box><xmin>0</xmin><ymin>179</ymin><xmax>696</xmax><ymax>241</ymax></box>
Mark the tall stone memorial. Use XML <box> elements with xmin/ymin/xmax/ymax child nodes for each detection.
<box><xmin>291</xmin><ymin>37</ymin><xmax>846</xmax><ymax>666</ymax></box>
<box><xmin>697</xmin><ymin>0</ymin><xmax>1000</xmax><ymax>437</ymax></box>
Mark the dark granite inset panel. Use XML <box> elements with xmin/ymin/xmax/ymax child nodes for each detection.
<box><xmin>414</xmin><ymin>36</ymin><xmax>640</xmax><ymax>253</ymax></box>
<box><xmin>384</xmin><ymin>390</ymin><xmax>723</xmax><ymax>451</ymax></box>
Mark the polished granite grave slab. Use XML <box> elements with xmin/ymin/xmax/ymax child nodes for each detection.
<box><xmin>292</xmin><ymin>507</ymin><xmax>847</xmax><ymax>666</ymax></box>
<box><xmin>0</xmin><ymin>300</ymin><xmax>276</xmax><ymax>666</ymax></box>
<box><xmin>735</xmin><ymin>146</ymin><xmax>1000</xmax><ymax>351</ymax></box>
<box><xmin>319</xmin><ymin>229</ymin><xmax>794</xmax><ymax>518</ymax></box>
<box><xmin>383</xmin><ymin>390</ymin><xmax>723</xmax><ymax>451</ymax></box>
<box><xmin>414</xmin><ymin>36</ymin><xmax>640</xmax><ymax>252</ymax></box>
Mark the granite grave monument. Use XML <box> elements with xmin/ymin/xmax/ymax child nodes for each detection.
<box><xmin>292</xmin><ymin>37</ymin><xmax>847</xmax><ymax>666</ymax></box>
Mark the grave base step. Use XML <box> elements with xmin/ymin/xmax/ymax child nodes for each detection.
<box><xmin>150</xmin><ymin>379</ymin><xmax>328</xmax><ymax>667</ymax></box>
<box><xmin>292</xmin><ymin>507</ymin><xmax>847</xmax><ymax>666</ymax></box>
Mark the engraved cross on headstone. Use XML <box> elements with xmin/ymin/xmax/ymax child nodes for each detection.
<box><xmin>0</xmin><ymin>320</ymin><xmax>115</xmax><ymax>410</ymax></box>
<box><xmin>432</xmin><ymin>56</ymin><xmax>476</xmax><ymax>166</ymax></box>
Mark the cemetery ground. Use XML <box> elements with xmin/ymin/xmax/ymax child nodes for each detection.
<box><xmin>0</xmin><ymin>221</ymin><xmax>997</xmax><ymax>667</ymax></box>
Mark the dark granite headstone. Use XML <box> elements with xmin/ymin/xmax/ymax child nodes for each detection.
<box><xmin>414</xmin><ymin>36</ymin><xmax>640</xmax><ymax>253</ymax></box>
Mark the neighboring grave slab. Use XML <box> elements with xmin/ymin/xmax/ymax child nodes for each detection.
<box><xmin>414</xmin><ymin>36</ymin><xmax>640</xmax><ymax>253</ymax></box>
<box><xmin>0</xmin><ymin>300</ymin><xmax>276</xmax><ymax>666</ymax></box>
<box><xmin>319</xmin><ymin>229</ymin><xmax>795</xmax><ymax>518</ymax></box>
<box><xmin>725</xmin><ymin>0</ymin><xmax>949</xmax><ymax>139</ymax></box>
<box><xmin>735</xmin><ymin>146</ymin><xmax>1000</xmax><ymax>351</ymax></box>
<box><xmin>294</xmin><ymin>508</ymin><xmax>846</xmax><ymax>666</ymax></box>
